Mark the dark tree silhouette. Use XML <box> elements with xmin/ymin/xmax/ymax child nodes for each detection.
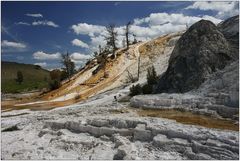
<box><xmin>147</xmin><ymin>66</ymin><xmax>157</xmax><ymax>85</ymax></box>
<box><xmin>125</xmin><ymin>21</ymin><xmax>132</xmax><ymax>49</ymax></box>
<box><xmin>16</xmin><ymin>71</ymin><xmax>23</xmax><ymax>84</ymax></box>
<box><xmin>105</xmin><ymin>24</ymin><xmax>118</xmax><ymax>52</ymax></box>
<box><xmin>61</xmin><ymin>52</ymin><xmax>75</xmax><ymax>80</ymax></box>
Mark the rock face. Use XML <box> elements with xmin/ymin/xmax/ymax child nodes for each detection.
<box><xmin>198</xmin><ymin>60</ymin><xmax>239</xmax><ymax>107</ymax></box>
<box><xmin>218</xmin><ymin>15</ymin><xmax>239</xmax><ymax>59</ymax></box>
<box><xmin>156</xmin><ymin>19</ymin><xmax>233</xmax><ymax>93</ymax></box>
<box><xmin>130</xmin><ymin>61</ymin><xmax>239</xmax><ymax>117</ymax></box>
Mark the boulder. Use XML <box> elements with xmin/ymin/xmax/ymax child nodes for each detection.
<box><xmin>133</xmin><ymin>124</ymin><xmax>152</xmax><ymax>141</ymax></box>
<box><xmin>156</xmin><ymin>20</ymin><xmax>233</xmax><ymax>93</ymax></box>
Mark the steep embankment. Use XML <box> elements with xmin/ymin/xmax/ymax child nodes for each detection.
<box><xmin>11</xmin><ymin>32</ymin><xmax>183</xmax><ymax>109</ymax></box>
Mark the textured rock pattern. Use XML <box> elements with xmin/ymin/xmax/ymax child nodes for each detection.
<box><xmin>156</xmin><ymin>20</ymin><xmax>233</xmax><ymax>93</ymax></box>
<box><xmin>40</xmin><ymin>117</ymin><xmax>240</xmax><ymax>160</ymax></box>
<box><xmin>2</xmin><ymin>104</ymin><xmax>239</xmax><ymax>160</ymax></box>
<box><xmin>218</xmin><ymin>15</ymin><xmax>239</xmax><ymax>59</ymax></box>
<box><xmin>130</xmin><ymin>93</ymin><xmax>239</xmax><ymax>119</ymax></box>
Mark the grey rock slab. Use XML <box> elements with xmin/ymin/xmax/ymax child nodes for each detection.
<box><xmin>133</xmin><ymin>124</ymin><xmax>152</xmax><ymax>141</ymax></box>
<box><xmin>153</xmin><ymin>134</ymin><xmax>173</xmax><ymax>147</ymax></box>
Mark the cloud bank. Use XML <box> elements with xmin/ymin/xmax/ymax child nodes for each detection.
<box><xmin>71</xmin><ymin>12</ymin><xmax>223</xmax><ymax>53</ymax></box>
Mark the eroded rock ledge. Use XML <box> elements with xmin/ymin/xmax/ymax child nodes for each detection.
<box><xmin>130</xmin><ymin>93</ymin><xmax>239</xmax><ymax>119</ymax></box>
<box><xmin>41</xmin><ymin>116</ymin><xmax>239</xmax><ymax>160</ymax></box>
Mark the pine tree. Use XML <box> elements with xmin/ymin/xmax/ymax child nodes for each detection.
<box><xmin>105</xmin><ymin>24</ymin><xmax>118</xmax><ymax>52</ymax></box>
<box><xmin>147</xmin><ymin>66</ymin><xmax>157</xmax><ymax>85</ymax></box>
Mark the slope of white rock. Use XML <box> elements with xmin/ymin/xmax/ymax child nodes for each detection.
<box><xmin>2</xmin><ymin>99</ymin><xmax>239</xmax><ymax>160</ymax></box>
<box><xmin>130</xmin><ymin>60</ymin><xmax>239</xmax><ymax>119</ymax></box>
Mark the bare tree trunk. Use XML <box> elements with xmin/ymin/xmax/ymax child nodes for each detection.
<box><xmin>137</xmin><ymin>54</ymin><xmax>140</xmax><ymax>81</ymax></box>
<box><xmin>126</xmin><ymin>22</ymin><xmax>131</xmax><ymax>50</ymax></box>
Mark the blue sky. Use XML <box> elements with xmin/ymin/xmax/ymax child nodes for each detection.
<box><xmin>1</xmin><ymin>1</ymin><xmax>239</xmax><ymax>70</ymax></box>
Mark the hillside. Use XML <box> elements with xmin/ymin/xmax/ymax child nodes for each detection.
<box><xmin>1</xmin><ymin>15</ymin><xmax>239</xmax><ymax>160</ymax></box>
<box><xmin>1</xmin><ymin>61</ymin><xmax>50</xmax><ymax>93</ymax></box>
<box><xmin>32</xmin><ymin>32</ymin><xmax>183</xmax><ymax>103</ymax></box>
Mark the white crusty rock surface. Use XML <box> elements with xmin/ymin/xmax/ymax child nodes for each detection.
<box><xmin>131</xmin><ymin>61</ymin><xmax>239</xmax><ymax>119</ymax></box>
<box><xmin>1</xmin><ymin>99</ymin><xmax>239</xmax><ymax>160</ymax></box>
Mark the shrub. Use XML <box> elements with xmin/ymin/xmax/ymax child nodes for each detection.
<box><xmin>110</xmin><ymin>54</ymin><xmax>115</xmax><ymax>59</ymax></box>
<box><xmin>75</xmin><ymin>94</ymin><xmax>81</xmax><ymax>100</ymax></box>
<box><xmin>142</xmin><ymin>84</ymin><xmax>153</xmax><ymax>94</ymax></box>
<box><xmin>147</xmin><ymin>66</ymin><xmax>158</xmax><ymax>85</ymax></box>
<box><xmin>60</xmin><ymin>70</ymin><xmax>68</xmax><ymax>81</ymax></box>
<box><xmin>35</xmin><ymin>65</ymin><xmax>41</xmax><ymax>70</ymax></box>
<box><xmin>129</xmin><ymin>84</ymin><xmax>142</xmax><ymax>96</ymax></box>
<box><xmin>85</xmin><ymin>60</ymin><xmax>91</xmax><ymax>66</ymax></box>
<box><xmin>49</xmin><ymin>79</ymin><xmax>60</xmax><ymax>90</ymax></box>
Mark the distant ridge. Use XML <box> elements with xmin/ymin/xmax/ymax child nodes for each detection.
<box><xmin>2</xmin><ymin>61</ymin><xmax>50</xmax><ymax>93</ymax></box>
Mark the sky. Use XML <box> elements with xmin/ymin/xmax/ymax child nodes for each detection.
<box><xmin>1</xmin><ymin>1</ymin><xmax>239</xmax><ymax>70</ymax></box>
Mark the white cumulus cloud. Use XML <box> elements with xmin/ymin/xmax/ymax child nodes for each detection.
<box><xmin>25</xmin><ymin>13</ymin><xmax>43</xmax><ymax>18</ymax></box>
<box><xmin>70</xmin><ymin>52</ymin><xmax>91</xmax><ymax>61</ymax></box>
<box><xmin>185</xmin><ymin>1</ymin><xmax>239</xmax><ymax>19</ymax></box>
<box><xmin>32</xmin><ymin>20</ymin><xmax>59</xmax><ymax>28</ymax></box>
<box><xmin>1</xmin><ymin>40</ymin><xmax>26</xmax><ymax>48</ymax></box>
<box><xmin>72</xmin><ymin>39</ymin><xmax>89</xmax><ymax>48</ymax></box>
<box><xmin>71</xmin><ymin>12</ymin><xmax>223</xmax><ymax>53</ymax></box>
<box><xmin>71</xmin><ymin>23</ymin><xmax>105</xmax><ymax>36</ymax></box>
<box><xmin>33</xmin><ymin>51</ymin><xmax>61</xmax><ymax>60</ymax></box>
<box><xmin>130</xmin><ymin>13</ymin><xmax>222</xmax><ymax>41</ymax></box>
<box><xmin>133</xmin><ymin>13</ymin><xmax>222</xmax><ymax>26</ymax></box>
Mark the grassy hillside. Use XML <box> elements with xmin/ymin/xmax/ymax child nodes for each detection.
<box><xmin>1</xmin><ymin>61</ymin><xmax>50</xmax><ymax>93</ymax></box>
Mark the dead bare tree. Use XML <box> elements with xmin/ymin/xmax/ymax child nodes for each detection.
<box><xmin>126</xmin><ymin>69</ymin><xmax>137</xmax><ymax>83</ymax></box>
<box><xmin>105</xmin><ymin>24</ymin><xmax>118</xmax><ymax>53</ymax></box>
<box><xmin>137</xmin><ymin>54</ymin><xmax>140</xmax><ymax>81</ymax></box>
<box><xmin>125</xmin><ymin>21</ymin><xmax>132</xmax><ymax>50</ymax></box>
<box><xmin>122</xmin><ymin>38</ymin><xmax>126</xmax><ymax>48</ymax></box>
<box><xmin>61</xmin><ymin>52</ymin><xmax>75</xmax><ymax>80</ymax></box>
<box><xmin>98</xmin><ymin>45</ymin><xmax>102</xmax><ymax>54</ymax></box>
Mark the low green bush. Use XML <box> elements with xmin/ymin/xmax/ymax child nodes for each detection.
<box><xmin>142</xmin><ymin>84</ymin><xmax>153</xmax><ymax>94</ymax></box>
<box><xmin>129</xmin><ymin>84</ymin><xmax>142</xmax><ymax>96</ymax></box>
<box><xmin>49</xmin><ymin>80</ymin><xmax>60</xmax><ymax>90</ymax></box>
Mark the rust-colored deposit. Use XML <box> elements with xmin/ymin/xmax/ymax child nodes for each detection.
<box><xmin>136</xmin><ymin>108</ymin><xmax>239</xmax><ymax>131</ymax></box>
